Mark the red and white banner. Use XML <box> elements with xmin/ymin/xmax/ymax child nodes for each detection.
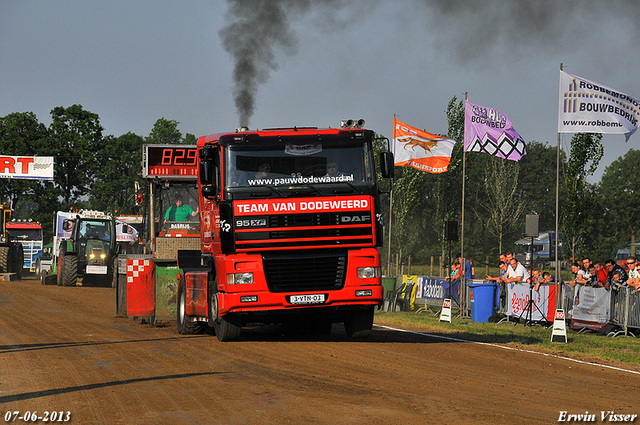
<box><xmin>0</xmin><ymin>156</ymin><xmax>54</xmax><ymax>180</ymax></box>
<box><xmin>507</xmin><ymin>283</ymin><xmax>556</xmax><ymax>322</ymax></box>
<box><xmin>393</xmin><ymin>117</ymin><xmax>456</xmax><ymax>174</ymax></box>
<box><xmin>570</xmin><ymin>286</ymin><xmax>611</xmax><ymax>331</ymax></box>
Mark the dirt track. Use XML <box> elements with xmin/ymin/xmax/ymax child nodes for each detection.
<box><xmin>1</xmin><ymin>277</ymin><xmax>639</xmax><ymax>424</ymax></box>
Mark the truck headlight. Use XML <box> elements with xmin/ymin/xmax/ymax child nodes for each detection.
<box><xmin>357</xmin><ymin>267</ymin><xmax>380</xmax><ymax>279</ymax></box>
<box><xmin>227</xmin><ymin>272</ymin><xmax>253</xmax><ymax>285</ymax></box>
<box><xmin>100</xmin><ymin>253</ymin><xmax>106</xmax><ymax>259</ymax></box>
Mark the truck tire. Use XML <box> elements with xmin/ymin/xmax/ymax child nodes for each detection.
<box><xmin>0</xmin><ymin>246</ymin><xmax>10</xmax><ymax>273</ymax></box>
<box><xmin>209</xmin><ymin>285</ymin><xmax>241</xmax><ymax>342</ymax></box>
<box><xmin>177</xmin><ymin>276</ymin><xmax>202</xmax><ymax>335</ymax></box>
<box><xmin>61</xmin><ymin>255</ymin><xmax>78</xmax><ymax>287</ymax></box>
<box><xmin>11</xmin><ymin>244</ymin><xmax>23</xmax><ymax>280</ymax></box>
<box><xmin>344</xmin><ymin>306</ymin><xmax>374</xmax><ymax>340</ymax></box>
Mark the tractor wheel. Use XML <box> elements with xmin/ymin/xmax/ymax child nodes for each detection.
<box><xmin>209</xmin><ymin>282</ymin><xmax>241</xmax><ymax>342</ymax></box>
<box><xmin>344</xmin><ymin>306</ymin><xmax>374</xmax><ymax>340</ymax></box>
<box><xmin>11</xmin><ymin>244</ymin><xmax>24</xmax><ymax>280</ymax></box>
<box><xmin>61</xmin><ymin>255</ymin><xmax>78</xmax><ymax>287</ymax></box>
<box><xmin>0</xmin><ymin>246</ymin><xmax>10</xmax><ymax>273</ymax></box>
<box><xmin>177</xmin><ymin>275</ymin><xmax>202</xmax><ymax>335</ymax></box>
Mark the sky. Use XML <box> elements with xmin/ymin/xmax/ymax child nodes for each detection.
<box><xmin>2</xmin><ymin>0</ymin><xmax>639</xmax><ymax>183</ymax></box>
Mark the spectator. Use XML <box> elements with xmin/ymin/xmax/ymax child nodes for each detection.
<box><xmin>449</xmin><ymin>261</ymin><xmax>461</xmax><ymax>282</ymax></box>
<box><xmin>567</xmin><ymin>262</ymin><xmax>581</xmax><ymax>287</ymax></box>
<box><xmin>504</xmin><ymin>257</ymin><xmax>530</xmax><ymax>284</ymax></box>
<box><xmin>593</xmin><ymin>262</ymin><xmax>609</xmax><ymax>289</ymax></box>
<box><xmin>541</xmin><ymin>272</ymin><xmax>554</xmax><ymax>284</ymax></box>
<box><xmin>575</xmin><ymin>262</ymin><xmax>592</xmax><ymax>285</ymax></box>
<box><xmin>505</xmin><ymin>251</ymin><xmax>514</xmax><ymax>263</ymax></box>
<box><xmin>527</xmin><ymin>268</ymin><xmax>542</xmax><ymax>291</ymax></box>
<box><xmin>486</xmin><ymin>261</ymin><xmax>508</xmax><ymax>283</ymax></box>
<box><xmin>605</xmin><ymin>259</ymin><xmax>628</xmax><ymax>290</ymax></box>
<box><xmin>456</xmin><ymin>255</ymin><xmax>473</xmax><ymax>281</ymax></box>
<box><xmin>468</xmin><ymin>257</ymin><xmax>476</xmax><ymax>279</ymax></box>
<box><xmin>626</xmin><ymin>257</ymin><xmax>640</xmax><ymax>290</ymax></box>
<box><xmin>610</xmin><ymin>270</ymin><xmax>626</xmax><ymax>291</ymax></box>
<box><xmin>586</xmin><ymin>263</ymin><xmax>600</xmax><ymax>288</ymax></box>
<box><xmin>581</xmin><ymin>257</ymin><xmax>591</xmax><ymax>272</ymax></box>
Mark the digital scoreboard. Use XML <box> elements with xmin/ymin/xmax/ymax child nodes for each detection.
<box><xmin>143</xmin><ymin>145</ymin><xmax>198</xmax><ymax>179</ymax></box>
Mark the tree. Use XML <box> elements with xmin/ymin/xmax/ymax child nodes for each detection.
<box><xmin>562</xmin><ymin>133</ymin><xmax>603</xmax><ymax>259</ymax></box>
<box><xmin>477</xmin><ymin>156</ymin><xmax>523</xmax><ymax>254</ymax></box>
<box><xmin>47</xmin><ymin>104</ymin><xmax>104</xmax><ymax>207</ymax></box>
<box><xmin>89</xmin><ymin>132</ymin><xmax>145</xmax><ymax>215</ymax></box>
<box><xmin>517</xmin><ymin>141</ymin><xmax>566</xmax><ymax>231</ymax></box>
<box><xmin>147</xmin><ymin>118</ymin><xmax>183</xmax><ymax>144</ymax></box>
<box><xmin>0</xmin><ymin>112</ymin><xmax>49</xmax><ymax>215</ymax></box>
<box><xmin>597</xmin><ymin>148</ymin><xmax>640</xmax><ymax>256</ymax></box>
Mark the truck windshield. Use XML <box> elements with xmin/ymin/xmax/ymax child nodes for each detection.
<box><xmin>224</xmin><ymin>139</ymin><xmax>375</xmax><ymax>191</ymax></box>
<box><xmin>79</xmin><ymin>220</ymin><xmax>111</xmax><ymax>241</ymax></box>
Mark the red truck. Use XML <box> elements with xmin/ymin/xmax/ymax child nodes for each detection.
<box><xmin>177</xmin><ymin>122</ymin><xmax>393</xmax><ymax>341</ymax></box>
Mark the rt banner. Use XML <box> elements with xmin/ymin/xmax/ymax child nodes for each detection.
<box><xmin>558</xmin><ymin>70</ymin><xmax>640</xmax><ymax>141</ymax></box>
<box><xmin>0</xmin><ymin>156</ymin><xmax>54</xmax><ymax>180</ymax></box>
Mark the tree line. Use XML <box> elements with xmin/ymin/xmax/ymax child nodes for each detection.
<box><xmin>1</xmin><ymin>100</ymin><xmax>637</xmax><ymax>266</ymax></box>
<box><xmin>376</xmin><ymin>96</ymin><xmax>639</xmax><ymax>272</ymax></box>
<box><xmin>0</xmin><ymin>104</ymin><xmax>193</xmax><ymax>242</ymax></box>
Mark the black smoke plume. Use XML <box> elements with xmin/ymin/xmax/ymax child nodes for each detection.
<box><xmin>219</xmin><ymin>0</ymin><xmax>341</xmax><ymax>127</ymax></box>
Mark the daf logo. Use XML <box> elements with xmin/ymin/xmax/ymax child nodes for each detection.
<box><xmin>341</xmin><ymin>215</ymin><xmax>370</xmax><ymax>223</ymax></box>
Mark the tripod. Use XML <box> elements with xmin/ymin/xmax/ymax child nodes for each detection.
<box><xmin>516</xmin><ymin>281</ymin><xmax>549</xmax><ymax>326</ymax></box>
<box><xmin>515</xmin><ymin>235</ymin><xmax>550</xmax><ymax>327</ymax></box>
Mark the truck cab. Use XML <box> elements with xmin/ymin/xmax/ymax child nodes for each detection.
<box><xmin>180</xmin><ymin>124</ymin><xmax>392</xmax><ymax>341</ymax></box>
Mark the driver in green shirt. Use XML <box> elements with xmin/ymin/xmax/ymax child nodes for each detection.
<box><xmin>164</xmin><ymin>194</ymin><xmax>198</xmax><ymax>223</ymax></box>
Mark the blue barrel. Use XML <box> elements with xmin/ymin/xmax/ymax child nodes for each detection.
<box><xmin>468</xmin><ymin>283</ymin><xmax>497</xmax><ymax>322</ymax></box>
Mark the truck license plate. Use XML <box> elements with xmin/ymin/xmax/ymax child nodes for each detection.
<box><xmin>290</xmin><ymin>294</ymin><xmax>325</xmax><ymax>305</ymax></box>
<box><xmin>86</xmin><ymin>265</ymin><xmax>108</xmax><ymax>275</ymax></box>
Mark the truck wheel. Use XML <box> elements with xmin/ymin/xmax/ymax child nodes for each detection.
<box><xmin>344</xmin><ymin>306</ymin><xmax>374</xmax><ymax>340</ymax></box>
<box><xmin>177</xmin><ymin>276</ymin><xmax>202</xmax><ymax>335</ymax></box>
<box><xmin>535</xmin><ymin>261</ymin><xmax>544</xmax><ymax>271</ymax></box>
<box><xmin>11</xmin><ymin>244</ymin><xmax>23</xmax><ymax>280</ymax></box>
<box><xmin>209</xmin><ymin>287</ymin><xmax>241</xmax><ymax>342</ymax></box>
<box><xmin>0</xmin><ymin>246</ymin><xmax>10</xmax><ymax>273</ymax></box>
<box><xmin>61</xmin><ymin>255</ymin><xmax>78</xmax><ymax>287</ymax></box>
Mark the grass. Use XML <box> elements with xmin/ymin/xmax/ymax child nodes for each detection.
<box><xmin>374</xmin><ymin>309</ymin><xmax>640</xmax><ymax>371</ymax></box>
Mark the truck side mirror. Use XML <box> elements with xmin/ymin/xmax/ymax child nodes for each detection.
<box><xmin>201</xmin><ymin>185</ymin><xmax>216</xmax><ymax>198</ymax></box>
<box><xmin>200</xmin><ymin>159</ymin><xmax>213</xmax><ymax>185</ymax></box>
<box><xmin>380</xmin><ymin>151</ymin><xmax>395</xmax><ymax>178</ymax></box>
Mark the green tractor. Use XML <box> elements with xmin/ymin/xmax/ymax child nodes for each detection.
<box><xmin>44</xmin><ymin>210</ymin><xmax>118</xmax><ymax>287</ymax></box>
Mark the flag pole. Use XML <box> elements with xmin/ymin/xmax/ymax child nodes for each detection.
<box><xmin>461</xmin><ymin>93</ymin><xmax>468</xmax><ymax>317</ymax></box>
<box><xmin>388</xmin><ymin>115</ymin><xmax>395</xmax><ymax>275</ymax></box>
<box><xmin>555</xmin><ymin>63</ymin><xmax>563</xmax><ymax>308</ymax></box>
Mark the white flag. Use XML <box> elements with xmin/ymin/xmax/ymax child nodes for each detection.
<box><xmin>558</xmin><ymin>70</ymin><xmax>639</xmax><ymax>141</ymax></box>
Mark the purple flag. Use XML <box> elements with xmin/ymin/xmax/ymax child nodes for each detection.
<box><xmin>464</xmin><ymin>100</ymin><xmax>526</xmax><ymax>161</ymax></box>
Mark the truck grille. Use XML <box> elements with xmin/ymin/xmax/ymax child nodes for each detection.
<box><xmin>235</xmin><ymin>211</ymin><xmax>374</xmax><ymax>251</ymax></box>
<box><xmin>262</xmin><ymin>251</ymin><xmax>347</xmax><ymax>292</ymax></box>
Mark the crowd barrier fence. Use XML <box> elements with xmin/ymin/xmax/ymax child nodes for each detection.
<box><xmin>383</xmin><ymin>275</ymin><xmax>640</xmax><ymax>337</ymax></box>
